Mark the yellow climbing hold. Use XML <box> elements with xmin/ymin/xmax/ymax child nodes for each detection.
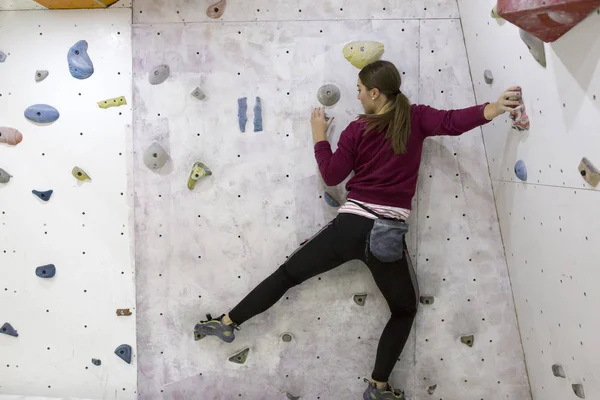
<box><xmin>97</xmin><ymin>96</ymin><xmax>127</xmax><ymax>109</ymax></box>
<box><xmin>72</xmin><ymin>167</ymin><xmax>91</xmax><ymax>181</ymax></box>
<box><xmin>343</xmin><ymin>41</ymin><xmax>384</xmax><ymax>69</ymax></box>
<box><xmin>188</xmin><ymin>161</ymin><xmax>212</xmax><ymax>190</ymax></box>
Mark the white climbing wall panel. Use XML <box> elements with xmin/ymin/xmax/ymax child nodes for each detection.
<box><xmin>458</xmin><ymin>1</ymin><xmax>600</xmax><ymax>399</ymax></box>
<box><xmin>0</xmin><ymin>9</ymin><xmax>136</xmax><ymax>400</ymax></box>
<box><xmin>132</xmin><ymin>1</ymin><xmax>530</xmax><ymax>399</ymax></box>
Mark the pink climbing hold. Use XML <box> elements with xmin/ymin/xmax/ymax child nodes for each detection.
<box><xmin>0</xmin><ymin>127</ymin><xmax>23</xmax><ymax>145</ymax></box>
<box><xmin>510</xmin><ymin>104</ymin><xmax>530</xmax><ymax>131</ymax></box>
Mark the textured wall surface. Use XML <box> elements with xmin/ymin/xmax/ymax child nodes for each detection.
<box><xmin>132</xmin><ymin>1</ymin><xmax>529</xmax><ymax>399</ymax></box>
<box><xmin>459</xmin><ymin>1</ymin><xmax>600</xmax><ymax>399</ymax></box>
<box><xmin>0</xmin><ymin>9</ymin><xmax>136</xmax><ymax>400</ymax></box>
<box><xmin>0</xmin><ymin>0</ymin><xmax>131</xmax><ymax>10</ymax></box>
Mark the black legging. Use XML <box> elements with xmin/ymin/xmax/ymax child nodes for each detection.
<box><xmin>229</xmin><ymin>212</ymin><xmax>419</xmax><ymax>382</ymax></box>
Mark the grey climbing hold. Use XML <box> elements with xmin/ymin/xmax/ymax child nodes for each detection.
<box><xmin>91</xmin><ymin>358</ymin><xmax>101</xmax><ymax>366</ymax></box>
<box><xmin>32</xmin><ymin>190</ymin><xmax>53</xmax><ymax>202</ymax></box>
<box><xmin>35</xmin><ymin>70</ymin><xmax>49</xmax><ymax>82</ymax></box>
<box><xmin>552</xmin><ymin>364</ymin><xmax>566</xmax><ymax>378</ymax></box>
<box><xmin>24</xmin><ymin>104</ymin><xmax>60</xmax><ymax>124</ymax></box>
<box><xmin>514</xmin><ymin>160</ymin><xmax>527</xmax><ymax>181</ymax></box>
<box><xmin>254</xmin><ymin>97</ymin><xmax>263</xmax><ymax>132</ymax></box>
<box><xmin>519</xmin><ymin>29</ymin><xmax>546</xmax><ymax>68</ymax></box>
<box><xmin>317</xmin><ymin>84</ymin><xmax>341</xmax><ymax>107</ymax></box>
<box><xmin>68</xmin><ymin>40</ymin><xmax>94</xmax><ymax>79</ymax></box>
<box><xmin>115</xmin><ymin>344</ymin><xmax>132</xmax><ymax>364</ymax></box>
<box><xmin>149</xmin><ymin>64</ymin><xmax>170</xmax><ymax>85</ymax></box>
<box><xmin>579</xmin><ymin>157</ymin><xmax>600</xmax><ymax>187</ymax></box>
<box><xmin>281</xmin><ymin>333</ymin><xmax>294</xmax><ymax>343</ymax></box>
<box><xmin>353</xmin><ymin>293</ymin><xmax>367</xmax><ymax>306</ymax></box>
<box><xmin>0</xmin><ymin>168</ymin><xmax>12</xmax><ymax>183</ymax></box>
<box><xmin>572</xmin><ymin>384</ymin><xmax>585</xmax><ymax>399</ymax></box>
<box><xmin>1</xmin><ymin>322</ymin><xmax>18</xmax><ymax>337</ymax></box>
<box><xmin>324</xmin><ymin>192</ymin><xmax>340</xmax><ymax>207</ymax></box>
<box><xmin>286</xmin><ymin>393</ymin><xmax>301</xmax><ymax>400</ymax></box>
<box><xmin>0</xmin><ymin>51</ymin><xmax>6</xmax><ymax>62</ymax></box>
<box><xmin>238</xmin><ymin>97</ymin><xmax>248</xmax><ymax>132</ymax></box>
<box><xmin>420</xmin><ymin>296</ymin><xmax>435</xmax><ymax>305</ymax></box>
<box><xmin>228</xmin><ymin>347</ymin><xmax>250</xmax><ymax>364</ymax></box>
<box><xmin>484</xmin><ymin>70</ymin><xmax>494</xmax><ymax>84</ymax></box>
<box><xmin>191</xmin><ymin>87</ymin><xmax>206</xmax><ymax>100</ymax></box>
<box><xmin>461</xmin><ymin>335</ymin><xmax>474</xmax><ymax>347</ymax></box>
<box><xmin>427</xmin><ymin>385</ymin><xmax>437</xmax><ymax>395</ymax></box>
<box><xmin>143</xmin><ymin>142</ymin><xmax>169</xmax><ymax>170</ymax></box>
<box><xmin>36</xmin><ymin>264</ymin><xmax>56</xmax><ymax>278</ymax></box>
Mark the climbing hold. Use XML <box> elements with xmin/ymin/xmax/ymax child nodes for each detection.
<box><xmin>143</xmin><ymin>142</ymin><xmax>169</xmax><ymax>170</ymax></box>
<box><xmin>116</xmin><ymin>309</ymin><xmax>132</xmax><ymax>316</ymax></box>
<box><xmin>72</xmin><ymin>167</ymin><xmax>91</xmax><ymax>181</ymax></box>
<box><xmin>149</xmin><ymin>64</ymin><xmax>170</xmax><ymax>85</ymax></box>
<box><xmin>519</xmin><ymin>29</ymin><xmax>546</xmax><ymax>68</ymax></box>
<box><xmin>228</xmin><ymin>347</ymin><xmax>250</xmax><ymax>364</ymax></box>
<box><xmin>286</xmin><ymin>393</ymin><xmax>300</xmax><ymax>400</ymax></box>
<box><xmin>317</xmin><ymin>84</ymin><xmax>341</xmax><ymax>107</ymax></box>
<box><xmin>68</xmin><ymin>40</ymin><xmax>94</xmax><ymax>79</ymax></box>
<box><xmin>353</xmin><ymin>293</ymin><xmax>367</xmax><ymax>306</ymax></box>
<box><xmin>461</xmin><ymin>335</ymin><xmax>474</xmax><ymax>347</ymax></box>
<box><xmin>0</xmin><ymin>322</ymin><xmax>18</xmax><ymax>337</ymax></box>
<box><xmin>24</xmin><ymin>104</ymin><xmax>60</xmax><ymax>124</ymax></box>
<box><xmin>254</xmin><ymin>97</ymin><xmax>263</xmax><ymax>132</ymax></box>
<box><xmin>114</xmin><ymin>344</ymin><xmax>132</xmax><ymax>364</ymax></box>
<box><xmin>35</xmin><ymin>264</ymin><xmax>56</xmax><ymax>278</ymax></box>
<box><xmin>206</xmin><ymin>0</ymin><xmax>226</xmax><ymax>18</ymax></box>
<box><xmin>238</xmin><ymin>97</ymin><xmax>248</xmax><ymax>133</ymax></box>
<box><xmin>552</xmin><ymin>364</ymin><xmax>566</xmax><ymax>378</ymax></box>
<box><xmin>578</xmin><ymin>157</ymin><xmax>599</xmax><ymax>187</ymax></box>
<box><xmin>91</xmin><ymin>358</ymin><xmax>102</xmax><ymax>366</ymax></box>
<box><xmin>420</xmin><ymin>296</ymin><xmax>435</xmax><ymax>305</ymax></box>
<box><xmin>490</xmin><ymin>5</ymin><xmax>501</xmax><ymax>19</ymax></box>
<box><xmin>514</xmin><ymin>160</ymin><xmax>527</xmax><ymax>181</ymax></box>
<box><xmin>427</xmin><ymin>385</ymin><xmax>437</xmax><ymax>395</ymax></box>
<box><xmin>191</xmin><ymin>86</ymin><xmax>206</xmax><ymax>100</ymax></box>
<box><xmin>281</xmin><ymin>333</ymin><xmax>294</xmax><ymax>343</ymax></box>
<box><xmin>0</xmin><ymin>168</ymin><xmax>12</xmax><ymax>184</ymax></box>
<box><xmin>343</xmin><ymin>41</ymin><xmax>384</xmax><ymax>69</ymax></box>
<box><xmin>32</xmin><ymin>190</ymin><xmax>53</xmax><ymax>202</ymax></box>
<box><xmin>572</xmin><ymin>384</ymin><xmax>585</xmax><ymax>399</ymax></box>
<box><xmin>187</xmin><ymin>161</ymin><xmax>212</xmax><ymax>190</ymax></box>
<box><xmin>0</xmin><ymin>127</ymin><xmax>23</xmax><ymax>145</ymax></box>
<box><xmin>97</xmin><ymin>96</ymin><xmax>127</xmax><ymax>109</ymax></box>
<box><xmin>0</xmin><ymin>51</ymin><xmax>6</xmax><ymax>62</ymax></box>
<box><xmin>483</xmin><ymin>70</ymin><xmax>494</xmax><ymax>84</ymax></box>
<box><xmin>35</xmin><ymin>70</ymin><xmax>49</xmax><ymax>82</ymax></box>
<box><xmin>510</xmin><ymin>105</ymin><xmax>530</xmax><ymax>131</ymax></box>
<box><xmin>324</xmin><ymin>192</ymin><xmax>340</xmax><ymax>207</ymax></box>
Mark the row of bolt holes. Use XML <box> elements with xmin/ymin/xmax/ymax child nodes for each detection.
<box><xmin>164</xmin><ymin>6</ymin><xmax>427</xmax><ymax>14</ymax></box>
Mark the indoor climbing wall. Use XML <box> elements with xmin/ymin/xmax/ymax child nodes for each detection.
<box><xmin>132</xmin><ymin>1</ymin><xmax>529</xmax><ymax>399</ymax></box>
<box><xmin>0</xmin><ymin>9</ymin><xmax>137</xmax><ymax>399</ymax></box>
<box><xmin>458</xmin><ymin>1</ymin><xmax>600</xmax><ymax>399</ymax></box>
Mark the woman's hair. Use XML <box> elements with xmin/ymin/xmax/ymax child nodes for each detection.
<box><xmin>358</xmin><ymin>60</ymin><xmax>412</xmax><ymax>155</ymax></box>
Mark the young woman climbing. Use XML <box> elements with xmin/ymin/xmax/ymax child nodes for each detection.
<box><xmin>194</xmin><ymin>60</ymin><xmax>522</xmax><ymax>400</ymax></box>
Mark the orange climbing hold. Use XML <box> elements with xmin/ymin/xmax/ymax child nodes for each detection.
<box><xmin>206</xmin><ymin>0</ymin><xmax>226</xmax><ymax>19</ymax></box>
<box><xmin>0</xmin><ymin>127</ymin><xmax>23</xmax><ymax>145</ymax></box>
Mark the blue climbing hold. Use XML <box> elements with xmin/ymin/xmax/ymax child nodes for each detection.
<box><xmin>32</xmin><ymin>189</ymin><xmax>53</xmax><ymax>201</ymax></box>
<box><xmin>238</xmin><ymin>97</ymin><xmax>247</xmax><ymax>133</ymax></box>
<box><xmin>324</xmin><ymin>191</ymin><xmax>341</xmax><ymax>207</ymax></box>
<box><xmin>253</xmin><ymin>97</ymin><xmax>263</xmax><ymax>132</ymax></box>
<box><xmin>0</xmin><ymin>51</ymin><xmax>7</xmax><ymax>63</ymax></box>
<box><xmin>115</xmin><ymin>344</ymin><xmax>132</xmax><ymax>364</ymax></box>
<box><xmin>91</xmin><ymin>358</ymin><xmax>102</xmax><ymax>366</ymax></box>
<box><xmin>68</xmin><ymin>40</ymin><xmax>94</xmax><ymax>80</ymax></box>
<box><xmin>36</xmin><ymin>264</ymin><xmax>56</xmax><ymax>278</ymax></box>
<box><xmin>24</xmin><ymin>104</ymin><xmax>60</xmax><ymax>124</ymax></box>
<box><xmin>1</xmin><ymin>322</ymin><xmax>18</xmax><ymax>337</ymax></box>
<box><xmin>514</xmin><ymin>160</ymin><xmax>528</xmax><ymax>181</ymax></box>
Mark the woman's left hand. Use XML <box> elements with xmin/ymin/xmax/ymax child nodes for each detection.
<box><xmin>311</xmin><ymin>107</ymin><xmax>334</xmax><ymax>143</ymax></box>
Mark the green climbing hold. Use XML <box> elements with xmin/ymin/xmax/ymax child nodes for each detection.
<box><xmin>461</xmin><ymin>335</ymin><xmax>474</xmax><ymax>347</ymax></box>
<box><xmin>228</xmin><ymin>347</ymin><xmax>250</xmax><ymax>364</ymax></box>
<box><xmin>72</xmin><ymin>167</ymin><xmax>91</xmax><ymax>181</ymax></box>
<box><xmin>353</xmin><ymin>293</ymin><xmax>367</xmax><ymax>306</ymax></box>
<box><xmin>188</xmin><ymin>161</ymin><xmax>212</xmax><ymax>190</ymax></box>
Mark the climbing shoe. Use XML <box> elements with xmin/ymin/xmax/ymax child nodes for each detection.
<box><xmin>363</xmin><ymin>378</ymin><xmax>406</xmax><ymax>400</ymax></box>
<box><xmin>194</xmin><ymin>313</ymin><xmax>239</xmax><ymax>343</ymax></box>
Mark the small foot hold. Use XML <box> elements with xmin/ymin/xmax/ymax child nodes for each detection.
<box><xmin>281</xmin><ymin>333</ymin><xmax>294</xmax><ymax>343</ymax></box>
<box><xmin>143</xmin><ymin>142</ymin><xmax>169</xmax><ymax>170</ymax></box>
<box><xmin>35</xmin><ymin>70</ymin><xmax>49</xmax><ymax>82</ymax></box>
<box><xmin>72</xmin><ymin>167</ymin><xmax>91</xmax><ymax>181</ymax></box>
<box><xmin>32</xmin><ymin>190</ymin><xmax>53</xmax><ymax>202</ymax></box>
<box><xmin>191</xmin><ymin>86</ymin><xmax>207</xmax><ymax>100</ymax></box>
<box><xmin>461</xmin><ymin>335</ymin><xmax>474</xmax><ymax>347</ymax></box>
<box><xmin>353</xmin><ymin>293</ymin><xmax>367</xmax><ymax>306</ymax></box>
<box><xmin>1</xmin><ymin>322</ymin><xmax>18</xmax><ymax>337</ymax></box>
<box><xmin>0</xmin><ymin>127</ymin><xmax>23</xmax><ymax>146</ymax></box>
<box><xmin>68</xmin><ymin>40</ymin><xmax>94</xmax><ymax>80</ymax></box>
<box><xmin>149</xmin><ymin>64</ymin><xmax>170</xmax><ymax>85</ymax></box>
<box><xmin>115</xmin><ymin>344</ymin><xmax>132</xmax><ymax>364</ymax></box>
<box><xmin>552</xmin><ymin>364</ymin><xmax>566</xmax><ymax>378</ymax></box>
<box><xmin>572</xmin><ymin>384</ymin><xmax>585</xmax><ymax>399</ymax></box>
<box><xmin>483</xmin><ymin>70</ymin><xmax>494</xmax><ymax>84</ymax></box>
<box><xmin>0</xmin><ymin>51</ymin><xmax>6</xmax><ymax>63</ymax></box>
<box><xmin>97</xmin><ymin>96</ymin><xmax>127</xmax><ymax>109</ymax></box>
<box><xmin>428</xmin><ymin>384</ymin><xmax>437</xmax><ymax>395</ymax></box>
<box><xmin>578</xmin><ymin>157</ymin><xmax>599</xmax><ymax>187</ymax></box>
<box><xmin>490</xmin><ymin>5</ymin><xmax>501</xmax><ymax>19</ymax></box>
<box><xmin>420</xmin><ymin>296</ymin><xmax>434</xmax><ymax>305</ymax></box>
<box><xmin>207</xmin><ymin>0</ymin><xmax>226</xmax><ymax>18</ymax></box>
<box><xmin>343</xmin><ymin>41</ymin><xmax>384</xmax><ymax>69</ymax></box>
<box><xmin>24</xmin><ymin>104</ymin><xmax>60</xmax><ymax>124</ymax></box>
<box><xmin>254</xmin><ymin>97</ymin><xmax>263</xmax><ymax>132</ymax></box>
<box><xmin>116</xmin><ymin>309</ymin><xmax>132</xmax><ymax>316</ymax></box>
<box><xmin>91</xmin><ymin>358</ymin><xmax>102</xmax><ymax>366</ymax></box>
<box><xmin>188</xmin><ymin>161</ymin><xmax>212</xmax><ymax>190</ymax></box>
<box><xmin>317</xmin><ymin>84</ymin><xmax>341</xmax><ymax>107</ymax></box>
<box><xmin>514</xmin><ymin>160</ymin><xmax>527</xmax><ymax>181</ymax></box>
<box><xmin>324</xmin><ymin>191</ymin><xmax>340</xmax><ymax>207</ymax></box>
<box><xmin>228</xmin><ymin>347</ymin><xmax>250</xmax><ymax>364</ymax></box>
<box><xmin>0</xmin><ymin>168</ymin><xmax>12</xmax><ymax>183</ymax></box>
<box><xmin>238</xmin><ymin>97</ymin><xmax>248</xmax><ymax>132</ymax></box>
<box><xmin>286</xmin><ymin>393</ymin><xmax>301</xmax><ymax>400</ymax></box>
<box><xmin>36</xmin><ymin>264</ymin><xmax>56</xmax><ymax>278</ymax></box>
